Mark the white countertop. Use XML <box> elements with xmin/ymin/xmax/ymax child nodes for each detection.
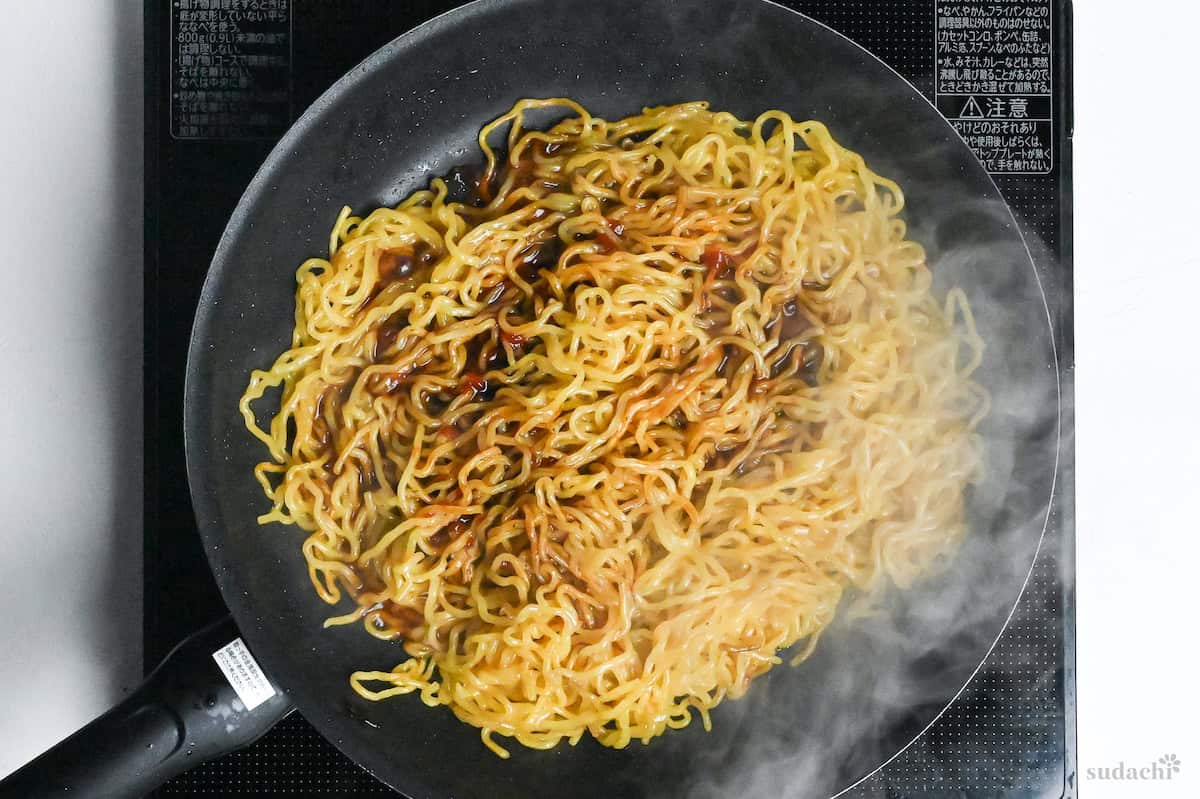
<box><xmin>0</xmin><ymin>0</ymin><xmax>143</xmax><ymax>779</ymax></box>
<box><xmin>1</xmin><ymin>0</ymin><xmax>1197</xmax><ymax>795</ymax></box>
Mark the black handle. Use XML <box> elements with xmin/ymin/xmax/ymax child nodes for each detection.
<box><xmin>0</xmin><ymin>616</ymin><xmax>294</xmax><ymax>799</ymax></box>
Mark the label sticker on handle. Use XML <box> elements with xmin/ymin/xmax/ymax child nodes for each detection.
<box><xmin>212</xmin><ymin>638</ymin><xmax>277</xmax><ymax>711</ymax></box>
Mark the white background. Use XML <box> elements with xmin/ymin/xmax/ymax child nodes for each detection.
<box><xmin>0</xmin><ymin>1</ymin><xmax>1196</xmax><ymax>795</ymax></box>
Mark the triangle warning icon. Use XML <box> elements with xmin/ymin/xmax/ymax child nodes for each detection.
<box><xmin>960</xmin><ymin>96</ymin><xmax>984</xmax><ymax>119</ymax></box>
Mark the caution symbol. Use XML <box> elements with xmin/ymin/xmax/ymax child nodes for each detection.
<box><xmin>960</xmin><ymin>96</ymin><xmax>984</xmax><ymax>119</ymax></box>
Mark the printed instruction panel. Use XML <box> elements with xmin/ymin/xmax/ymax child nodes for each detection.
<box><xmin>170</xmin><ymin>0</ymin><xmax>292</xmax><ymax>140</ymax></box>
<box><xmin>935</xmin><ymin>0</ymin><xmax>1054</xmax><ymax>175</ymax></box>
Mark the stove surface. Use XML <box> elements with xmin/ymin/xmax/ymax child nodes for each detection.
<box><xmin>145</xmin><ymin>2</ymin><xmax>1074</xmax><ymax>796</ymax></box>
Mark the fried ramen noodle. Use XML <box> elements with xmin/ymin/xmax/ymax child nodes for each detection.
<box><xmin>240</xmin><ymin>99</ymin><xmax>988</xmax><ymax>757</ymax></box>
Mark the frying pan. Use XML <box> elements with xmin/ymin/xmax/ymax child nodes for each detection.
<box><xmin>0</xmin><ymin>0</ymin><xmax>1060</xmax><ymax>796</ymax></box>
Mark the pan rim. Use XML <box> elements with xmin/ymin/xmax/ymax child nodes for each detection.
<box><xmin>183</xmin><ymin>0</ymin><xmax>1063</xmax><ymax>796</ymax></box>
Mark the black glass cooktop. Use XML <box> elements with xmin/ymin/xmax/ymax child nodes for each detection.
<box><xmin>145</xmin><ymin>1</ymin><xmax>1075</xmax><ymax>795</ymax></box>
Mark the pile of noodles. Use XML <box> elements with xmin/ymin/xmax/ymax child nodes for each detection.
<box><xmin>240</xmin><ymin>99</ymin><xmax>988</xmax><ymax>757</ymax></box>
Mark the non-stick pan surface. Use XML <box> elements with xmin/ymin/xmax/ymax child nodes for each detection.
<box><xmin>184</xmin><ymin>1</ymin><xmax>1059</xmax><ymax>797</ymax></box>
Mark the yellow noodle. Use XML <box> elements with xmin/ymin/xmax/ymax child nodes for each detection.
<box><xmin>240</xmin><ymin>99</ymin><xmax>987</xmax><ymax>757</ymax></box>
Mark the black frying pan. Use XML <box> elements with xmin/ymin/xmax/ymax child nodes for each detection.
<box><xmin>0</xmin><ymin>1</ymin><xmax>1059</xmax><ymax>797</ymax></box>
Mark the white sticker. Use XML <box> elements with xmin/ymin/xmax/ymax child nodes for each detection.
<box><xmin>212</xmin><ymin>637</ymin><xmax>277</xmax><ymax>711</ymax></box>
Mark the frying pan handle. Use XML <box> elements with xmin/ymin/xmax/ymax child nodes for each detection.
<box><xmin>0</xmin><ymin>616</ymin><xmax>294</xmax><ymax>799</ymax></box>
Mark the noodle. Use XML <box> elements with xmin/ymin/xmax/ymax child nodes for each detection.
<box><xmin>239</xmin><ymin>99</ymin><xmax>987</xmax><ymax>757</ymax></box>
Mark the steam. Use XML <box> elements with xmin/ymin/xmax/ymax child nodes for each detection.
<box><xmin>653</xmin><ymin>188</ymin><xmax>1067</xmax><ymax>799</ymax></box>
<box><xmin>649</xmin><ymin>19</ymin><xmax>1072</xmax><ymax>785</ymax></box>
<box><xmin>559</xmin><ymin>31</ymin><xmax>1071</xmax><ymax>787</ymax></box>
<box><xmin>444</xmin><ymin>74</ymin><xmax>1070</xmax><ymax>797</ymax></box>
<box><xmin>576</xmin><ymin>39</ymin><xmax>1069</xmax><ymax>785</ymax></box>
